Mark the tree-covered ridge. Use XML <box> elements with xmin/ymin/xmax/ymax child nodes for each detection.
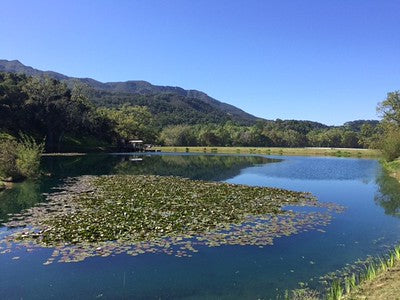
<box><xmin>90</xmin><ymin>90</ymin><xmax>238</xmax><ymax>126</ymax></box>
<box><xmin>0</xmin><ymin>71</ymin><xmax>382</xmax><ymax>151</ymax></box>
<box><xmin>0</xmin><ymin>59</ymin><xmax>257</xmax><ymax>125</ymax></box>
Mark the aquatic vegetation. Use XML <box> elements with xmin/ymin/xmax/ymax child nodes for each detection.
<box><xmin>365</xmin><ymin>264</ymin><xmax>377</xmax><ymax>281</ymax></box>
<box><xmin>284</xmin><ymin>288</ymin><xmax>320</xmax><ymax>300</ymax></box>
<box><xmin>0</xmin><ymin>175</ymin><xmax>345</xmax><ymax>264</ymax></box>
<box><xmin>344</xmin><ymin>274</ymin><xmax>356</xmax><ymax>294</ymax></box>
<box><xmin>326</xmin><ymin>280</ymin><xmax>343</xmax><ymax>300</ymax></box>
<box><xmin>301</xmin><ymin>244</ymin><xmax>400</xmax><ymax>299</ymax></box>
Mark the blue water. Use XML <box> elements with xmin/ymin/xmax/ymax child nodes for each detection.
<box><xmin>1</xmin><ymin>153</ymin><xmax>400</xmax><ymax>299</ymax></box>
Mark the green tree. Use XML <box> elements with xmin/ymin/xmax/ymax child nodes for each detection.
<box><xmin>340</xmin><ymin>131</ymin><xmax>359</xmax><ymax>148</ymax></box>
<box><xmin>99</xmin><ymin>105</ymin><xmax>157</xmax><ymax>144</ymax></box>
<box><xmin>380</xmin><ymin>129</ymin><xmax>400</xmax><ymax>161</ymax></box>
<box><xmin>377</xmin><ymin>91</ymin><xmax>400</xmax><ymax>127</ymax></box>
<box><xmin>377</xmin><ymin>91</ymin><xmax>400</xmax><ymax>161</ymax></box>
<box><xmin>160</xmin><ymin>125</ymin><xmax>197</xmax><ymax>146</ymax></box>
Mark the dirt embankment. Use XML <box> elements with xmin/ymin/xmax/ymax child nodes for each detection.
<box><xmin>346</xmin><ymin>263</ymin><xmax>400</xmax><ymax>299</ymax></box>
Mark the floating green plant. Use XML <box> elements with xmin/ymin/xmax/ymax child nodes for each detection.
<box><xmin>0</xmin><ymin>175</ymin><xmax>345</xmax><ymax>264</ymax></box>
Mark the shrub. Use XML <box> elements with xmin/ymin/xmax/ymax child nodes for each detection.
<box><xmin>0</xmin><ymin>138</ymin><xmax>20</xmax><ymax>180</ymax></box>
<box><xmin>0</xmin><ymin>134</ymin><xmax>44</xmax><ymax>181</ymax></box>
<box><xmin>381</xmin><ymin>129</ymin><xmax>400</xmax><ymax>161</ymax></box>
<box><xmin>16</xmin><ymin>134</ymin><xmax>45</xmax><ymax>178</ymax></box>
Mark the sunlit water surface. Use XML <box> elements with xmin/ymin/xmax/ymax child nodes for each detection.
<box><xmin>1</xmin><ymin>153</ymin><xmax>400</xmax><ymax>299</ymax></box>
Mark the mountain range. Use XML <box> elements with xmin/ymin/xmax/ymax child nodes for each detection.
<box><xmin>0</xmin><ymin>59</ymin><xmax>379</xmax><ymax>130</ymax></box>
<box><xmin>0</xmin><ymin>59</ymin><xmax>258</xmax><ymax>126</ymax></box>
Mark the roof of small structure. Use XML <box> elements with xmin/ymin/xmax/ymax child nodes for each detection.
<box><xmin>129</xmin><ymin>140</ymin><xmax>143</xmax><ymax>143</ymax></box>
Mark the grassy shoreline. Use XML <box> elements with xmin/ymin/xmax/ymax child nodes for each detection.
<box><xmin>41</xmin><ymin>152</ymin><xmax>87</xmax><ymax>157</ymax></box>
<box><xmin>285</xmin><ymin>245</ymin><xmax>400</xmax><ymax>299</ymax></box>
<box><xmin>154</xmin><ymin>146</ymin><xmax>381</xmax><ymax>158</ymax></box>
<box><xmin>344</xmin><ymin>258</ymin><xmax>400</xmax><ymax>299</ymax></box>
<box><xmin>382</xmin><ymin>159</ymin><xmax>400</xmax><ymax>181</ymax></box>
<box><xmin>341</xmin><ymin>245</ymin><xmax>400</xmax><ymax>300</ymax></box>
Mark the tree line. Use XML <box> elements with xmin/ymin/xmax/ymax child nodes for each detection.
<box><xmin>0</xmin><ymin>72</ymin><xmax>397</xmax><ymax>155</ymax></box>
<box><xmin>159</xmin><ymin>121</ymin><xmax>379</xmax><ymax>148</ymax></box>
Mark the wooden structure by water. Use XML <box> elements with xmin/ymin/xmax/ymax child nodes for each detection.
<box><xmin>128</xmin><ymin>140</ymin><xmax>144</xmax><ymax>152</ymax></box>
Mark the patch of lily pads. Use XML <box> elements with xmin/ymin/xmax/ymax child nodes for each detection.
<box><xmin>0</xmin><ymin>175</ymin><xmax>345</xmax><ymax>264</ymax></box>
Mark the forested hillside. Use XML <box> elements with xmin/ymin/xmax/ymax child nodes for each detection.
<box><xmin>0</xmin><ymin>60</ymin><xmax>382</xmax><ymax>151</ymax></box>
<box><xmin>88</xmin><ymin>90</ymin><xmax>236</xmax><ymax>126</ymax></box>
<box><xmin>0</xmin><ymin>59</ymin><xmax>257</xmax><ymax>125</ymax></box>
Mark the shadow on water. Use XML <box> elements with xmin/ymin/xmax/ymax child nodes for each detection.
<box><xmin>0</xmin><ymin>154</ymin><xmax>278</xmax><ymax>223</ymax></box>
<box><xmin>375</xmin><ymin>169</ymin><xmax>400</xmax><ymax>218</ymax></box>
<box><xmin>0</xmin><ymin>180</ymin><xmax>44</xmax><ymax>223</ymax></box>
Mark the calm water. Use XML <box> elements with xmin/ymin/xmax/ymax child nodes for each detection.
<box><xmin>1</xmin><ymin>153</ymin><xmax>400</xmax><ymax>299</ymax></box>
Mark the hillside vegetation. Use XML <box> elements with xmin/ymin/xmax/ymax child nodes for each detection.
<box><xmin>0</xmin><ymin>59</ymin><xmax>387</xmax><ymax>152</ymax></box>
<box><xmin>0</xmin><ymin>59</ymin><xmax>256</xmax><ymax>125</ymax></box>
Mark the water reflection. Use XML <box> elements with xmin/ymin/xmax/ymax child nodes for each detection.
<box><xmin>1</xmin><ymin>154</ymin><xmax>400</xmax><ymax>300</ymax></box>
<box><xmin>375</xmin><ymin>170</ymin><xmax>400</xmax><ymax>217</ymax></box>
<box><xmin>113</xmin><ymin>154</ymin><xmax>279</xmax><ymax>180</ymax></box>
<box><xmin>0</xmin><ymin>181</ymin><xmax>46</xmax><ymax>223</ymax></box>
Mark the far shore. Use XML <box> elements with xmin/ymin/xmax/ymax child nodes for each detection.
<box><xmin>39</xmin><ymin>147</ymin><xmax>381</xmax><ymax>158</ymax></box>
<box><xmin>41</xmin><ymin>153</ymin><xmax>87</xmax><ymax>157</ymax></box>
<box><xmin>153</xmin><ymin>146</ymin><xmax>381</xmax><ymax>158</ymax></box>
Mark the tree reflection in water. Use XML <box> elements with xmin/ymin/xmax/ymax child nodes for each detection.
<box><xmin>375</xmin><ymin>169</ymin><xmax>400</xmax><ymax>217</ymax></box>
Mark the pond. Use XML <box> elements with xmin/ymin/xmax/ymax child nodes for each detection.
<box><xmin>1</xmin><ymin>153</ymin><xmax>400</xmax><ymax>299</ymax></box>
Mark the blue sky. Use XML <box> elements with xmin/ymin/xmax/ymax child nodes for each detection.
<box><xmin>1</xmin><ymin>0</ymin><xmax>399</xmax><ymax>125</ymax></box>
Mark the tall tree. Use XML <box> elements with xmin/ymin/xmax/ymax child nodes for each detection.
<box><xmin>377</xmin><ymin>91</ymin><xmax>400</xmax><ymax>160</ymax></box>
<box><xmin>377</xmin><ymin>91</ymin><xmax>400</xmax><ymax>127</ymax></box>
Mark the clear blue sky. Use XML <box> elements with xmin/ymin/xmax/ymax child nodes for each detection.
<box><xmin>1</xmin><ymin>0</ymin><xmax>399</xmax><ymax>125</ymax></box>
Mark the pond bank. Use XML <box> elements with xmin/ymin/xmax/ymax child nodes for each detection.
<box><xmin>383</xmin><ymin>159</ymin><xmax>400</xmax><ymax>182</ymax></box>
<box><xmin>345</xmin><ymin>261</ymin><xmax>400</xmax><ymax>299</ymax></box>
<box><xmin>289</xmin><ymin>159</ymin><xmax>400</xmax><ymax>300</ymax></box>
<box><xmin>286</xmin><ymin>245</ymin><xmax>400</xmax><ymax>299</ymax></box>
<box><xmin>154</xmin><ymin>146</ymin><xmax>380</xmax><ymax>158</ymax></box>
<box><xmin>41</xmin><ymin>152</ymin><xmax>87</xmax><ymax>157</ymax></box>
<box><xmin>0</xmin><ymin>181</ymin><xmax>12</xmax><ymax>190</ymax></box>
<box><xmin>340</xmin><ymin>160</ymin><xmax>400</xmax><ymax>299</ymax></box>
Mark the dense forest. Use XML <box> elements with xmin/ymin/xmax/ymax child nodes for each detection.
<box><xmin>0</xmin><ymin>59</ymin><xmax>257</xmax><ymax>125</ymax></box>
<box><xmin>0</xmin><ymin>72</ymin><xmax>383</xmax><ymax>152</ymax></box>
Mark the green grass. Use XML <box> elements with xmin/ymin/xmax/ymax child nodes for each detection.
<box><xmin>322</xmin><ymin>245</ymin><xmax>400</xmax><ymax>299</ymax></box>
<box><xmin>344</xmin><ymin>274</ymin><xmax>356</xmax><ymax>294</ymax></box>
<box><xmin>154</xmin><ymin>146</ymin><xmax>380</xmax><ymax>158</ymax></box>
<box><xmin>283</xmin><ymin>245</ymin><xmax>400</xmax><ymax>299</ymax></box>
<box><xmin>326</xmin><ymin>280</ymin><xmax>343</xmax><ymax>300</ymax></box>
<box><xmin>382</xmin><ymin>159</ymin><xmax>400</xmax><ymax>181</ymax></box>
